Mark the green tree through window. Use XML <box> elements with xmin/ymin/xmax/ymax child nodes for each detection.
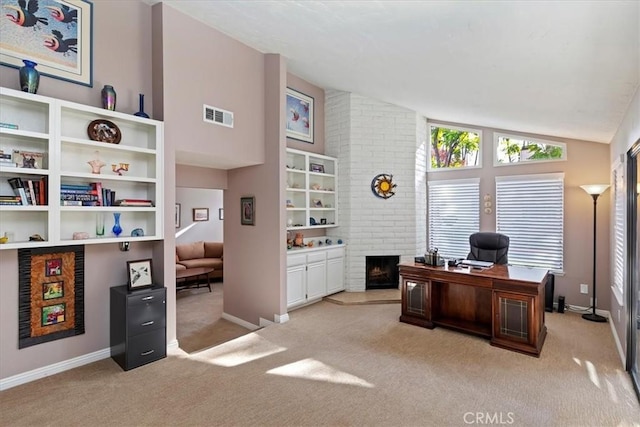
<box><xmin>430</xmin><ymin>125</ymin><xmax>480</xmax><ymax>170</ymax></box>
<box><xmin>496</xmin><ymin>135</ymin><xmax>566</xmax><ymax>164</ymax></box>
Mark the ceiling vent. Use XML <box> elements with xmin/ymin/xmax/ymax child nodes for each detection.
<box><xmin>203</xmin><ymin>104</ymin><xmax>234</xmax><ymax>128</ymax></box>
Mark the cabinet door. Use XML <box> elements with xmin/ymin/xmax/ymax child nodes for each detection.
<box><xmin>306</xmin><ymin>261</ymin><xmax>326</xmax><ymax>301</ymax></box>
<box><xmin>399</xmin><ymin>279</ymin><xmax>433</xmax><ymax>328</ymax></box>
<box><xmin>326</xmin><ymin>256</ymin><xmax>344</xmax><ymax>294</ymax></box>
<box><xmin>287</xmin><ymin>265</ymin><xmax>306</xmax><ymax>307</ymax></box>
<box><xmin>493</xmin><ymin>291</ymin><xmax>534</xmax><ymax>345</ymax></box>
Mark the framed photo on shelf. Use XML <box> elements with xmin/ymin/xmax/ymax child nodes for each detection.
<box><xmin>175</xmin><ymin>203</ymin><xmax>181</xmax><ymax>228</ymax></box>
<box><xmin>0</xmin><ymin>0</ymin><xmax>94</xmax><ymax>87</ymax></box>
<box><xmin>13</xmin><ymin>150</ymin><xmax>44</xmax><ymax>169</ymax></box>
<box><xmin>219</xmin><ymin>208</ymin><xmax>224</xmax><ymax>220</ymax></box>
<box><xmin>193</xmin><ymin>207</ymin><xmax>209</xmax><ymax>222</ymax></box>
<box><xmin>241</xmin><ymin>196</ymin><xmax>255</xmax><ymax>226</ymax></box>
<box><xmin>310</xmin><ymin>163</ymin><xmax>325</xmax><ymax>173</ymax></box>
<box><xmin>127</xmin><ymin>259</ymin><xmax>153</xmax><ymax>291</ymax></box>
<box><xmin>285</xmin><ymin>87</ymin><xmax>314</xmax><ymax>144</ymax></box>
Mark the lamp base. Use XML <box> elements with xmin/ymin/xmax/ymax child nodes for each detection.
<box><xmin>582</xmin><ymin>312</ymin><xmax>607</xmax><ymax>323</ymax></box>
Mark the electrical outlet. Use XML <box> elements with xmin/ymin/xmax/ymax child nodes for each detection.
<box><xmin>580</xmin><ymin>284</ymin><xmax>589</xmax><ymax>294</ymax></box>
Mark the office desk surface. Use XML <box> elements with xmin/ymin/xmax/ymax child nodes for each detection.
<box><xmin>399</xmin><ymin>262</ymin><xmax>548</xmax><ymax>285</ymax></box>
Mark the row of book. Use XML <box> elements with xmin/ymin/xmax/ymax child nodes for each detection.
<box><xmin>3</xmin><ymin>176</ymin><xmax>47</xmax><ymax>206</ymax></box>
<box><xmin>60</xmin><ymin>182</ymin><xmax>154</xmax><ymax>207</ymax></box>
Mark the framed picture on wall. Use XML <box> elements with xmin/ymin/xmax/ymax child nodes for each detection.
<box><xmin>175</xmin><ymin>204</ymin><xmax>181</xmax><ymax>228</ymax></box>
<box><xmin>241</xmin><ymin>196</ymin><xmax>255</xmax><ymax>225</ymax></box>
<box><xmin>0</xmin><ymin>0</ymin><xmax>94</xmax><ymax>87</ymax></box>
<box><xmin>286</xmin><ymin>87</ymin><xmax>314</xmax><ymax>144</ymax></box>
<box><xmin>193</xmin><ymin>207</ymin><xmax>209</xmax><ymax>222</ymax></box>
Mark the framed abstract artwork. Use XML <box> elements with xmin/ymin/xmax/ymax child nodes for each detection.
<box><xmin>286</xmin><ymin>87</ymin><xmax>314</xmax><ymax>143</ymax></box>
<box><xmin>0</xmin><ymin>0</ymin><xmax>94</xmax><ymax>87</ymax></box>
<box><xmin>241</xmin><ymin>196</ymin><xmax>255</xmax><ymax>225</ymax></box>
<box><xmin>127</xmin><ymin>258</ymin><xmax>153</xmax><ymax>291</ymax></box>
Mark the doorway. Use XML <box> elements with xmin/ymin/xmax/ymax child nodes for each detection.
<box><xmin>626</xmin><ymin>139</ymin><xmax>640</xmax><ymax>401</ymax></box>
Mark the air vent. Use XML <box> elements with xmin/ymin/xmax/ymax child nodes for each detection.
<box><xmin>203</xmin><ymin>104</ymin><xmax>234</xmax><ymax>128</ymax></box>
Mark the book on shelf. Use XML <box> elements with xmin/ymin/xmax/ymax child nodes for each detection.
<box><xmin>7</xmin><ymin>177</ymin><xmax>29</xmax><ymax>206</ymax></box>
<box><xmin>26</xmin><ymin>179</ymin><xmax>37</xmax><ymax>205</ymax></box>
<box><xmin>0</xmin><ymin>195</ymin><xmax>22</xmax><ymax>205</ymax></box>
<box><xmin>61</xmin><ymin>200</ymin><xmax>100</xmax><ymax>206</ymax></box>
<box><xmin>90</xmin><ymin>182</ymin><xmax>104</xmax><ymax>206</ymax></box>
<box><xmin>39</xmin><ymin>176</ymin><xmax>47</xmax><ymax>205</ymax></box>
<box><xmin>12</xmin><ymin>149</ymin><xmax>45</xmax><ymax>169</ymax></box>
<box><xmin>0</xmin><ymin>122</ymin><xmax>18</xmax><ymax>130</ymax></box>
<box><xmin>114</xmin><ymin>199</ymin><xmax>154</xmax><ymax>207</ymax></box>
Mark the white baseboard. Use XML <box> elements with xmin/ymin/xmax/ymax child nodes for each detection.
<box><xmin>1</xmin><ymin>340</ymin><xmax>182</xmax><ymax>392</ymax></box>
<box><xmin>222</xmin><ymin>312</ymin><xmax>260</xmax><ymax>330</ymax></box>
<box><xmin>0</xmin><ymin>347</ymin><xmax>110</xmax><ymax>391</ymax></box>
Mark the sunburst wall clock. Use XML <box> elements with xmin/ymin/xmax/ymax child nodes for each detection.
<box><xmin>371</xmin><ymin>173</ymin><xmax>397</xmax><ymax>199</ymax></box>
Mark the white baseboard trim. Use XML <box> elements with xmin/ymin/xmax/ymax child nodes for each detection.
<box><xmin>222</xmin><ymin>312</ymin><xmax>260</xmax><ymax>330</ymax></box>
<box><xmin>274</xmin><ymin>313</ymin><xmax>289</xmax><ymax>324</ymax></box>
<box><xmin>1</xmin><ymin>340</ymin><xmax>183</xmax><ymax>391</ymax></box>
<box><xmin>609</xmin><ymin>317</ymin><xmax>626</xmax><ymax>368</ymax></box>
<box><xmin>0</xmin><ymin>347</ymin><xmax>110</xmax><ymax>391</ymax></box>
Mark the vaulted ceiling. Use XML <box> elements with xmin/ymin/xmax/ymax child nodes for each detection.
<box><xmin>153</xmin><ymin>0</ymin><xmax>639</xmax><ymax>144</ymax></box>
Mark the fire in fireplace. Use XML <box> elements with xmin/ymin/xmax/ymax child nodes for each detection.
<box><xmin>366</xmin><ymin>255</ymin><xmax>400</xmax><ymax>290</ymax></box>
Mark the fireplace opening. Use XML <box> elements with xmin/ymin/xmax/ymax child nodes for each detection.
<box><xmin>366</xmin><ymin>255</ymin><xmax>400</xmax><ymax>290</ymax></box>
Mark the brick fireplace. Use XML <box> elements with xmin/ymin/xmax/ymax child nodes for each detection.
<box><xmin>366</xmin><ymin>255</ymin><xmax>400</xmax><ymax>289</ymax></box>
<box><xmin>325</xmin><ymin>91</ymin><xmax>427</xmax><ymax>291</ymax></box>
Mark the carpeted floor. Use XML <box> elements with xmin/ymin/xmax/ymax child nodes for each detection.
<box><xmin>324</xmin><ymin>289</ymin><xmax>400</xmax><ymax>305</ymax></box>
<box><xmin>176</xmin><ymin>281</ymin><xmax>253</xmax><ymax>353</ymax></box>
<box><xmin>1</xmin><ymin>301</ymin><xmax>639</xmax><ymax>426</ymax></box>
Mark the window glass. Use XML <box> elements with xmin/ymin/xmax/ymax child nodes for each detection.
<box><xmin>429</xmin><ymin>124</ymin><xmax>481</xmax><ymax>170</ymax></box>
<box><xmin>495</xmin><ymin>134</ymin><xmax>566</xmax><ymax>166</ymax></box>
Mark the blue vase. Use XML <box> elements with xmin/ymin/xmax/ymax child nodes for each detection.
<box><xmin>101</xmin><ymin>85</ymin><xmax>116</xmax><ymax>111</ymax></box>
<box><xmin>112</xmin><ymin>212</ymin><xmax>122</xmax><ymax>237</ymax></box>
<box><xmin>134</xmin><ymin>93</ymin><xmax>149</xmax><ymax>118</ymax></box>
<box><xmin>19</xmin><ymin>60</ymin><xmax>39</xmax><ymax>94</ymax></box>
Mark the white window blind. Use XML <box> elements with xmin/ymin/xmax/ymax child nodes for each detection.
<box><xmin>613</xmin><ymin>162</ymin><xmax>625</xmax><ymax>297</ymax></box>
<box><xmin>495</xmin><ymin>173</ymin><xmax>564</xmax><ymax>271</ymax></box>
<box><xmin>428</xmin><ymin>179</ymin><xmax>480</xmax><ymax>259</ymax></box>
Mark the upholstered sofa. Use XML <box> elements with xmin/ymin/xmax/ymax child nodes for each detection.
<box><xmin>176</xmin><ymin>241</ymin><xmax>223</xmax><ymax>280</ymax></box>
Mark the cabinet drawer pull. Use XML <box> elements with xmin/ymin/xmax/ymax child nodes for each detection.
<box><xmin>141</xmin><ymin>296</ymin><xmax>154</xmax><ymax>301</ymax></box>
<box><xmin>141</xmin><ymin>321</ymin><xmax>154</xmax><ymax>326</ymax></box>
<box><xmin>140</xmin><ymin>350</ymin><xmax>155</xmax><ymax>356</ymax></box>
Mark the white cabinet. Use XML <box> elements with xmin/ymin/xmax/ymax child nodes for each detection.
<box><xmin>0</xmin><ymin>87</ymin><xmax>164</xmax><ymax>249</ymax></box>
<box><xmin>286</xmin><ymin>148</ymin><xmax>338</xmax><ymax>231</ymax></box>
<box><xmin>287</xmin><ymin>245</ymin><xmax>346</xmax><ymax>309</ymax></box>
<box><xmin>326</xmin><ymin>247</ymin><xmax>346</xmax><ymax>295</ymax></box>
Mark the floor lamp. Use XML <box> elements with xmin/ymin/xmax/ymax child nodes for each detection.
<box><xmin>580</xmin><ymin>184</ymin><xmax>610</xmax><ymax>323</ymax></box>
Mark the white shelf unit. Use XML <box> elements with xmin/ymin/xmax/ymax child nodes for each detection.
<box><xmin>0</xmin><ymin>87</ymin><xmax>164</xmax><ymax>250</ymax></box>
<box><xmin>286</xmin><ymin>148</ymin><xmax>338</xmax><ymax>231</ymax></box>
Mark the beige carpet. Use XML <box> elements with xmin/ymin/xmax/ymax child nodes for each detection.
<box><xmin>176</xmin><ymin>282</ymin><xmax>253</xmax><ymax>353</ymax></box>
<box><xmin>324</xmin><ymin>289</ymin><xmax>400</xmax><ymax>305</ymax></box>
<box><xmin>1</xmin><ymin>302</ymin><xmax>639</xmax><ymax>427</ymax></box>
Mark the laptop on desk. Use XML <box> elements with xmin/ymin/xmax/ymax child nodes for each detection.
<box><xmin>460</xmin><ymin>259</ymin><xmax>494</xmax><ymax>268</ymax></box>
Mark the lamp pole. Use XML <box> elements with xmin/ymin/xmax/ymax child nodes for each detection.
<box><xmin>580</xmin><ymin>184</ymin><xmax>609</xmax><ymax>323</ymax></box>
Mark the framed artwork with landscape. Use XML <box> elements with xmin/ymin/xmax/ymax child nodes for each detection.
<box><xmin>0</xmin><ymin>0</ymin><xmax>94</xmax><ymax>87</ymax></box>
<box><xmin>193</xmin><ymin>207</ymin><xmax>209</xmax><ymax>222</ymax></box>
<box><xmin>286</xmin><ymin>87</ymin><xmax>314</xmax><ymax>144</ymax></box>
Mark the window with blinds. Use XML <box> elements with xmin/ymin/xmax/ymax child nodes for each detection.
<box><xmin>495</xmin><ymin>173</ymin><xmax>564</xmax><ymax>272</ymax></box>
<box><xmin>428</xmin><ymin>179</ymin><xmax>480</xmax><ymax>259</ymax></box>
<box><xmin>613</xmin><ymin>162</ymin><xmax>624</xmax><ymax>299</ymax></box>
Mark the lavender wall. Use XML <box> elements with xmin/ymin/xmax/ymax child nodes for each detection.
<box><xmin>0</xmin><ymin>0</ymin><xmax>156</xmax><ymax>380</ymax></box>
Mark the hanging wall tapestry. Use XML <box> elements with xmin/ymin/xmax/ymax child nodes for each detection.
<box><xmin>18</xmin><ymin>245</ymin><xmax>85</xmax><ymax>349</ymax></box>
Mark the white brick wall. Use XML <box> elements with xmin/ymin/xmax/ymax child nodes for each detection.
<box><xmin>326</xmin><ymin>90</ymin><xmax>427</xmax><ymax>291</ymax></box>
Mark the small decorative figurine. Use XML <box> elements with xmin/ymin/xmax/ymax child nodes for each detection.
<box><xmin>88</xmin><ymin>151</ymin><xmax>106</xmax><ymax>174</ymax></box>
<box><xmin>112</xmin><ymin>163</ymin><xmax>129</xmax><ymax>175</ymax></box>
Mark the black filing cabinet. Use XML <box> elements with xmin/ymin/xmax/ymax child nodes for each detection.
<box><xmin>110</xmin><ymin>285</ymin><xmax>166</xmax><ymax>371</ymax></box>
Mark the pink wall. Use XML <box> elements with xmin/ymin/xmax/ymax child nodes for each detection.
<box><xmin>176</xmin><ymin>165</ymin><xmax>228</xmax><ymax>189</ymax></box>
<box><xmin>0</xmin><ymin>1</ymin><xmax>157</xmax><ymax>380</ymax></box>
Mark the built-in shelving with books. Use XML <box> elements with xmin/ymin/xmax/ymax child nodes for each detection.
<box><xmin>286</xmin><ymin>148</ymin><xmax>338</xmax><ymax>230</ymax></box>
<box><xmin>0</xmin><ymin>87</ymin><xmax>164</xmax><ymax>250</ymax></box>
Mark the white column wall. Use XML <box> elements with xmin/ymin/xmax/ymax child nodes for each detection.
<box><xmin>325</xmin><ymin>90</ymin><xmax>427</xmax><ymax>291</ymax></box>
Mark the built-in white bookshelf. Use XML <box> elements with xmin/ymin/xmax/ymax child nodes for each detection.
<box><xmin>0</xmin><ymin>86</ymin><xmax>164</xmax><ymax>249</ymax></box>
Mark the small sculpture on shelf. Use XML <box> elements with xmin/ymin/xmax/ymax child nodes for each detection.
<box><xmin>112</xmin><ymin>163</ymin><xmax>129</xmax><ymax>175</ymax></box>
<box><xmin>88</xmin><ymin>151</ymin><xmax>106</xmax><ymax>174</ymax></box>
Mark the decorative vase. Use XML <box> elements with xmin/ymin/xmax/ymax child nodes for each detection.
<box><xmin>19</xmin><ymin>60</ymin><xmax>39</xmax><ymax>94</ymax></box>
<box><xmin>134</xmin><ymin>93</ymin><xmax>149</xmax><ymax>118</ymax></box>
<box><xmin>101</xmin><ymin>85</ymin><xmax>116</xmax><ymax>111</ymax></box>
<box><xmin>96</xmin><ymin>213</ymin><xmax>105</xmax><ymax>237</ymax></box>
<box><xmin>112</xmin><ymin>212</ymin><xmax>122</xmax><ymax>237</ymax></box>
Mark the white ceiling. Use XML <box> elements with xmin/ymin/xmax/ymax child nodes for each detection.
<box><xmin>154</xmin><ymin>0</ymin><xmax>639</xmax><ymax>144</ymax></box>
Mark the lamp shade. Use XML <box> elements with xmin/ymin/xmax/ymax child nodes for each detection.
<box><xmin>580</xmin><ymin>184</ymin><xmax>610</xmax><ymax>195</ymax></box>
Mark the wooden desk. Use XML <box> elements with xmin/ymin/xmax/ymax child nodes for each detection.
<box><xmin>399</xmin><ymin>262</ymin><xmax>549</xmax><ymax>357</ymax></box>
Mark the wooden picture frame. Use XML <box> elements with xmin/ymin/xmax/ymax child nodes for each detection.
<box><xmin>286</xmin><ymin>87</ymin><xmax>314</xmax><ymax>143</ymax></box>
<box><xmin>175</xmin><ymin>203</ymin><xmax>181</xmax><ymax>228</ymax></box>
<box><xmin>127</xmin><ymin>259</ymin><xmax>153</xmax><ymax>291</ymax></box>
<box><xmin>0</xmin><ymin>0</ymin><xmax>94</xmax><ymax>87</ymax></box>
<box><xmin>241</xmin><ymin>196</ymin><xmax>255</xmax><ymax>225</ymax></box>
<box><xmin>193</xmin><ymin>207</ymin><xmax>209</xmax><ymax>222</ymax></box>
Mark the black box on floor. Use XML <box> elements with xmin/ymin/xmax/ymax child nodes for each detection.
<box><xmin>545</xmin><ymin>273</ymin><xmax>555</xmax><ymax>312</ymax></box>
<box><xmin>558</xmin><ymin>295</ymin><xmax>565</xmax><ymax>313</ymax></box>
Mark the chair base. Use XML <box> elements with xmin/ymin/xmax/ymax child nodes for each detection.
<box><xmin>582</xmin><ymin>312</ymin><xmax>607</xmax><ymax>323</ymax></box>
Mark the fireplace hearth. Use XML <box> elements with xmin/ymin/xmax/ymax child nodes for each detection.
<box><xmin>366</xmin><ymin>255</ymin><xmax>400</xmax><ymax>290</ymax></box>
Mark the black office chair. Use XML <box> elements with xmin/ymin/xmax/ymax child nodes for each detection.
<box><xmin>467</xmin><ymin>232</ymin><xmax>509</xmax><ymax>265</ymax></box>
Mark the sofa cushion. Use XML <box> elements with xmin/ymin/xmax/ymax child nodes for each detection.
<box><xmin>204</xmin><ymin>242</ymin><xmax>223</xmax><ymax>259</ymax></box>
<box><xmin>176</xmin><ymin>263</ymin><xmax>187</xmax><ymax>271</ymax></box>
<box><xmin>180</xmin><ymin>258</ymin><xmax>222</xmax><ymax>271</ymax></box>
<box><xmin>176</xmin><ymin>241</ymin><xmax>205</xmax><ymax>261</ymax></box>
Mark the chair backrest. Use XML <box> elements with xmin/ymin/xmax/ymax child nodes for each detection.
<box><xmin>467</xmin><ymin>232</ymin><xmax>509</xmax><ymax>264</ymax></box>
